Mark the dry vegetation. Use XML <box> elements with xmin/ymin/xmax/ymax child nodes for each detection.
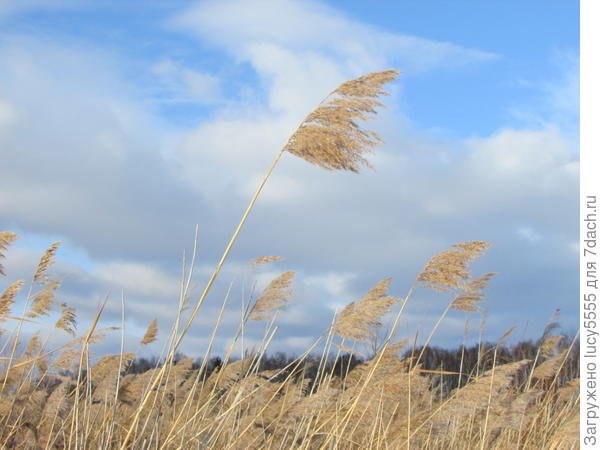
<box><xmin>0</xmin><ymin>71</ymin><xmax>579</xmax><ymax>449</ymax></box>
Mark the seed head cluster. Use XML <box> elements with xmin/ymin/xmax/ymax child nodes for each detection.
<box><xmin>284</xmin><ymin>70</ymin><xmax>399</xmax><ymax>172</ymax></box>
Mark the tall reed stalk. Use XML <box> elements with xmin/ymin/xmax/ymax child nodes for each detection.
<box><xmin>120</xmin><ymin>69</ymin><xmax>400</xmax><ymax>448</ymax></box>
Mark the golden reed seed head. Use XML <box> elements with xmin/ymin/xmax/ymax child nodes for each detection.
<box><xmin>249</xmin><ymin>271</ymin><xmax>295</xmax><ymax>321</ymax></box>
<box><xmin>250</xmin><ymin>256</ymin><xmax>284</xmax><ymax>266</ymax></box>
<box><xmin>540</xmin><ymin>334</ymin><xmax>564</xmax><ymax>358</ymax></box>
<box><xmin>284</xmin><ymin>69</ymin><xmax>399</xmax><ymax>172</ymax></box>
<box><xmin>55</xmin><ymin>302</ymin><xmax>77</xmax><ymax>336</ymax></box>
<box><xmin>0</xmin><ymin>279</ymin><xmax>24</xmax><ymax>320</ymax></box>
<box><xmin>33</xmin><ymin>241</ymin><xmax>60</xmax><ymax>284</ymax></box>
<box><xmin>0</xmin><ymin>231</ymin><xmax>18</xmax><ymax>276</ymax></box>
<box><xmin>26</xmin><ymin>280</ymin><xmax>60</xmax><ymax>318</ymax></box>
<box><xmin>417</xmin><ymin>241</ymin><xmax>491</xmax><ymax>292</ymax></box>
<box><xmin>332</xmin><ymin>278</ymin><xmax>399</xmax><ymax>342</ymax></box>
<box><xmin>450</xmin><ymin>272</ymin><xmax>496</xmax><ymax>312</ymax></box>
<box><xmin>25</xmin><ymin>332</ymin><xmax>42</xmax><ymax>358</ymax></box>
<box><xmin>141</xmin><ymin>318</ymin><xmax>159</xmax><ymax>346</ymax></box>
<box><xmin>533</xmin><ymin>349</ymin><xmax>568</xmax><ymax>380</ymax></box>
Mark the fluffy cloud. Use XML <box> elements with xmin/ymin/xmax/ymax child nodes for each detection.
<box><xmin>152</xmin><ymin>59</ymin><xmax>222</xmax><ymax>104</ymax></box>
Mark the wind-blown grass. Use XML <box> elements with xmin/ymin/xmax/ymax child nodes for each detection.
<box><xmin>0</xmin><ymin>70</ymin><xmax>579</xmax><ymax>449</ymax></box>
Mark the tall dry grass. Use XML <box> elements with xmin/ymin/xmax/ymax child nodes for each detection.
<box><xmin>0</xmin><ymin>71</ymin><xmax>579</xmax><ymax>449</ymax></box>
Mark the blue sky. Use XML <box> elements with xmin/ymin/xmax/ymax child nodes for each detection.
<box><xmin>0</xmin><ymin>0</ymin><xmax>579</xmax><ymax>357</ymax></box>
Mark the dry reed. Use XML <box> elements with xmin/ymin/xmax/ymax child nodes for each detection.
<box><xmin>0</xmin><ymin>69</ymin><xmax>579</xmax><ymax>449</ymax></box>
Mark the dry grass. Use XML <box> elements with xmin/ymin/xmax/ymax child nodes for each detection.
<box><xmin>0</xmin><ymin>70</ymin><xmax>579</xmax><ymax>449</ymax></box>
<box><xmin>0</xmin><ymin>233</ymin><xmax>579</xmax><ymax>449</ymax></box>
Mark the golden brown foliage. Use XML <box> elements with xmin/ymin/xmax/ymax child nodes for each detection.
<box><xmin>249</xmin><ymin>271</ymin><xmax>295</xmax><ymax>321</ymax></box>
<box><xmin>33</xmin><ymin>241</ymin><xmax>60</xmax><ymax>284</ymax></box>
<box><xmin>0</xmin><ymin>279</ymin><xmax>24</xmax><ymax>321</ymax></box>
<box><xmin>450</xmin><ymin>272</ymin><xmax>496</xmax><ymax>312</ymax></box>
<box><xmin>418</xmin><ymin>241</ymin><xmax>491</xmax><ymax>292</ymax></box>
<box><xmin>332</xmin><ymin>278</ymin><xmax>398</xmax><ymax>342</ymax></box>
<box><xmin>140</xmin><ymin>318</ymin><xmax>159</xmax><ymax>346</ymax></box>
<box><xmin>55</xmin><ymin>302</ymin><xmax>77</xmax><ymax>335</ymax></box>
<box><xmin>0</xmin><ymin>66</ymin><xmax>578</xmax><ymax>448</ymax></box>
<box><xmin>284</xmin><ymin>70</ymin><xmax>399</xmax><ymax>172</ymax></box>
<box><xmin>0</xmin><ymin>231</ymin><xmax>17</xmax><ymax>276</ymax></box>
<box><xmin>250</xmin><ymin>256</ymin><xmax>284</xmax><ymax>265</ymax></box>
<box><xmin>26</xmin><ymin>279</ymin><xmax>60</xmax><ymax>318</ymax></box>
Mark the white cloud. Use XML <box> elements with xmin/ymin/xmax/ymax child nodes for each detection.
<box><xmin>171</xmin><ymin>0</ymin><xmax>496</xmax><ymax>74</ymax></box>
<box><xmin>417</xmin><ymin>126</ymin><xmax>579</xmax><ymax>220</ymax></box>
<box><xmin>0</xmin><ymin>99</ymin><xmax>17</xmax><ymax>132</ymax></box>
<box><xmin>93</xmin><ymin>261</ymin><xmax>181</xmax><ymax>299</ymax></box>
<box><xmin>517</xmin><ymin>226</ymin><xmax>542</xmax><ymax>243</ymax></box>
<box><xmin>303</xmin><ymin>272</ymin><xmax>356</xmax><ymax>297</ymax></box>
<box><xmin>465</xmin><ymin>127</ymin><xmax>576</xmax><ymax>180</ymax></box>
<box><xmin>152</xmin><ymin>59</ymin><xmax>221</xmax><ymax>104</ymax></box>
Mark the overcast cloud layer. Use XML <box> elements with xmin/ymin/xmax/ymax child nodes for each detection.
<box><xmin>0</xmin><ymin>0</ymin><xmax>579</xmax><ymax>357</ymax></box>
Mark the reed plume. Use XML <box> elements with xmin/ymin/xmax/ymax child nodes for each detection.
<box><xmin>33</xmin><ymin>241</ymin><xmax>60</xmax><ymax>284</ymax></box>
<box><xmin>418</xmin><ymin>241</ymin><xmax>491</xmax><ymax>292</ymax></box>
<box><xmin>0</xmin><ymin>279</ymin><xmax>24</xmax><ymax>321</ymax></box>
<box><xmin>250</xmin><ymin>256</ymin><xmax>284</xmax><ymax>265</ymax></box>
<box><xmin>55</xmin><ymin>302</ymin><xmax>77</xmax><ymax>336</ymax></box>
<box><xmin>26</xmin><ymin>280</ymin><xmax>60</xmax><ymax>318</ymax></box>
<box><xmin>539</xmin><ymin>334</ymin><xmax>564</xmax><ymax>357</ymax></box>
<box><xmin>284</xmin><ymin>70</ymin><xmax>399</xmax><ymax>172</ymax></box>
<box><xmin>332</xmin><ymin>278</ymin><xmax>398</xmax><ymax>342</ymax></box>
<box><xmin>249</xmin><ymin>271</ymin><xmax>295</xmax><ymax>321</ymax></box>
<box><xmin>141</xmin><ymin>318</ymin><xmax>159</xmax><ymax>346</ymax></box>
<box><xmin>0</xmin><ymin>231</ymin><xmax>17</xmax><ymax>276</ymax></box>
<box><xmin>450</xmin><ymin>272</ymin><xmax>496</xmax><ymax>312</ymax></box>
<box><xmin>151</xmin><ymin>69</ymin><xmax>399</xmax><ymax>359</ymax></box>
<box><xmin>426</xmin><ymin>360</ymin><xmax>531</xmax><ymax>436</ymax></box>
<box><xmin>532</xmin><ymin>348</ymin><xmax>569</xmax><ymax>380</ymax></box>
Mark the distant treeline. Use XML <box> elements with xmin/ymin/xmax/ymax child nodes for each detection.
<box><xmin>124</xmin><ymin>336</ymin><xmax>578</xmax><ymax>395</ymax></box>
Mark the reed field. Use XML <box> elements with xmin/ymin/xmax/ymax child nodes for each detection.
<box><xmin>0</xmin><ymin>71</ymin><xmax>579</xmax><ymax>449</ymax></box>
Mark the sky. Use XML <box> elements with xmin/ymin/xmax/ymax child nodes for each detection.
<box><xmin>0</xmin><ymin>0</ymin><xmax>579</xmax><ymax>358</ymax></box>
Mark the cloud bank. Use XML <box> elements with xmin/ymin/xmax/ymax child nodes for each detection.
<box><xmin>0</xmin><ymin>0</ymin><xmax>579</xmax><ymax>356</ymax></box>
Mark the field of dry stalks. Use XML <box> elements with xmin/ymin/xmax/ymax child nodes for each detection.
<box><xmin>0</xmin><ymin>70</ymin><xmax>580</xmax><ymax>449</ymax></box>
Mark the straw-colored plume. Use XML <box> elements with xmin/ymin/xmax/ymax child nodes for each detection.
<box><xmin>141</xmin><ymin>318</ymin><xmax>159</xmax><ymax>346</ymax></box>
<box><xmin>557</xmin><ymin>378</ymin><xmax>579</xmax><ymax>404</ymax></box>
<box><xmin>532</xmin><ymin>349</ymin><xmax>568</xmax><ymax>380</ymax></box>
<box><xmin>249</xmin><ymin>271</ymin><xmax>295</xmax><ymax>321</ymax></box>
<box><xmin>26</xmin><ymin>280</ymin><xmax>60</xmax><ymax>318</ymax></box>
<box><xmin>489</xmin><ymin>389</ymin><xmax>543</xmax><ymax>431</ymax></box>
<box><xmin>539</xmin><ymin>334</ymin><xmax>564</xmax><ymax>357</ymax></box>
<box><xmin>332</xmin><ymin>278</ymin><xmax>398</xmax><ymax>342</ymax></box>
<box><xmin>90</xmin><ymin>352</ymin><xmax>135</xmax><ymax>402</ymax></box>
<box><xmin>418</xmin><ymin>241</ymin><xmax>491</xmax><ymax>292</ymax></box>
<box><xmin>33</xmin><ymin>241</ymin><xmax>60</xmax><ymax>284</ymax></box>
<box><xmin>428</xmin><ymin>360</ymin><xmax>531</xmax><ymax>437</ymax></box>
<box><xmin>25</xmin><ymin>332</ymin><xmax>42</xmax><ymax>358</ymax></box>
<box><xmin>55</xmin><ymin>302</ymin><xmax>77</xmax><ymax>336</ymax></box>
<box><xmin>284</xmin><ymin>69</ymin><xmax>399</xmax><ymax>172</ymax></box>
<box><xmin>450</xmin><ymin>273</ymin><xmax>496</xmax><ymax>312</ymax></box>
<box><xmin>0</xmin><ymin>231</ymin><xmax>17</xmax><ymax>276</ymax></box>
<box><xmin>250</xmin><ymin>255</ymin><xmax>284</xmax><ymax>265</ymax></box>
<box><xmin>0</xmin><ymin>279</ymin><xmax>24</xmax><ymax>320</ymax></box>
